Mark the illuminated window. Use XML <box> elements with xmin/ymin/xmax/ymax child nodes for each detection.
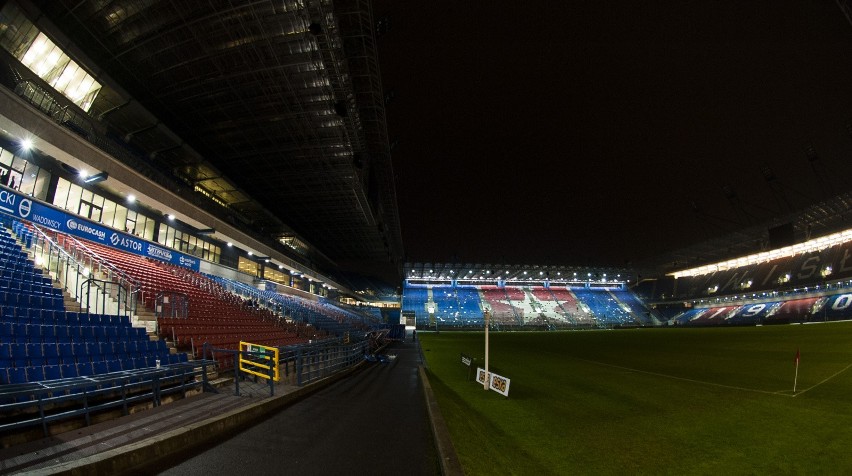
<box><xmin>18</xmin><ymin>33</ymin><xmax>101</xmax><ymax>111</ymax></box>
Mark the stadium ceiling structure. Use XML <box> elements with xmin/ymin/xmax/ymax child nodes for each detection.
<box><xmin>33</xmin><ymin>0</ymin><xmax>403</xmax><ymax>268</ymax></box>
<box><xmin>651</xmin><ymin>190</ymin><xmax>852</xmax><ymax>273</ymax></box>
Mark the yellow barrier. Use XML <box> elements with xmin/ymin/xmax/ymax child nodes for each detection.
<box><xmin>239</xmin><ymin>341</ymin><xmax>280</xmax><ymax>382</ymax></box>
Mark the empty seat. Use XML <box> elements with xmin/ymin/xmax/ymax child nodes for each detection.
<box><xmin>44</xmin><ymin>364</ymin><xmax>62</xmax><ymax>380</ymax></box>
<box><xmin>61</xmin><ymin>363</ymin><xmax>79</xmax><ymax>378</ymax></box>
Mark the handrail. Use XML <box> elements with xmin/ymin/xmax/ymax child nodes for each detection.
<box><xmin>28</xmin><ymin>224</ymin><xmax>140</xmax><ymax>316</ymax></box>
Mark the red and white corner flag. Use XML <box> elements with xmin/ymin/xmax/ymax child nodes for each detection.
<box><xmin>793</xmin><ymin>348</ymin><xmax>800</xmax><ymax>393</ymax></box>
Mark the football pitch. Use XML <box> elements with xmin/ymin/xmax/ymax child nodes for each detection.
<box><xmin>418</xmin><ymin>322</ymin><xmax>852</xmax><ymax>475</ymax></box>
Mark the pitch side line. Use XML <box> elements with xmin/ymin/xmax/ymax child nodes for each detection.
<box><xmin>573</xmin><ymin>357</ymin><xmax>790</xmax><ymax>397</ymax></box>
<box><xmin>791</xmin><ymin>361</ymin><xmax>852</xmax><ymax>397</ymax></box>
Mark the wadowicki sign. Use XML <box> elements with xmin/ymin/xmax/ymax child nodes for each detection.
<box><xmin>0</xmin><ymin>187</ymin><xmax>200</xmax><ymax>272</ymax></box>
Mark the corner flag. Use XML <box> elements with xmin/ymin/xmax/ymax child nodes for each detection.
<box><xmin>793</xmin><ymin>348</ymin><xmax>800</xmax><ymax>394</ymax></box>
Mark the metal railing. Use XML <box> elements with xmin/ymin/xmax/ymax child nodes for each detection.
<box><xmin>0</xmin><ymin>361</ymin><xmax>212</xmax><ymax>438</ymax></box>
<box><xmin>26</xmin><ymin>224</ymin><xmax>139</xmax><ymax>318</ymax></box>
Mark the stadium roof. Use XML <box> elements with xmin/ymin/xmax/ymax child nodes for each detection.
<box><xmin>34</xmin><ymin>0</ymin><xmax>403</xmax><ymax>268</ymax></box>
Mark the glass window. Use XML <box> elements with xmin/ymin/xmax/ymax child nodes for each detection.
<box><xmin>66</xmin><ymin>183</ymin><xmax>82</xmax><ymax>213</ymax></box>
<box><xmin>17</xmin><ymin>32</ymin><xmax>101</xmax><ymax>111</ymax></box>
<box><xmin>53</xmin><ymin>177</ymin><xmax>71</xmax><ymax>208</ymax></box>
<box><xmin>238</xmin><ymin>257</ymin><xmax>260</xmax><ymax>277</ymax></box>
<box><xmin>0</xmin><ymin>149</ymin><xmax>13</xmax><ymax>167</ymax></box>
<box><xmin>32</xmin><ymin>168</ymin><xmax>49</xmax><ymax>200</ymax></box>
<box><xmin>113</xmin><ymin>205</ymin><xmax>127</xmax><ymax>231</ymax></box>
<box><xmin>101</xmin><ymin>199</ymin><xmax>116</xmax><ymax>228</ymax></box>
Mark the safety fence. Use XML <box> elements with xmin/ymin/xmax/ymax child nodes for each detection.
<box><xmin>204</xmin><ymin>338</ymin><xmax>368</xmax><ymax>397</ymax></box>
<box><xmin>0</xmin><ymin>360</ymin><xmax>213</xmax><ymax>438</ymax></box>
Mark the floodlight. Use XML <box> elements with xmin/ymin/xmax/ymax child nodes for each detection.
<box><xmin>83</xmin><ymin>171</ymin><xmax>108</xmax><ymax>184</ymax></box>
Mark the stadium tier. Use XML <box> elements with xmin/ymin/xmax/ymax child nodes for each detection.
<box><xmin>671</xmin><ymin>292</ymin><xmax>852</xmax><ymax>326</ymax></box>
<box><xmin>671</xmin><ymin>239</ymin><xmax>852</xmax><ymax>300</ymax></box>
<box><xmin>405</xmin><ymin>283</ymin><xmax>655</xmax><ymax>329</ymax></box>
<box><xmin>0</xmin><ymin>221</ymin><xmax>185</xmax><ymax>385</ymax></box>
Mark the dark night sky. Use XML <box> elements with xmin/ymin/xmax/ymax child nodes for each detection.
<box><xmin>373</xmin><ymin>1</ymin><xmax>852</xmax><ymax>267</ymax></box>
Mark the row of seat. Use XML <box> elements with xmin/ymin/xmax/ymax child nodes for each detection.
<box><xmin>0</xmin><ymin>308</ymin><xmax>132</xmax><ymax>326</ymax></box>
<box><xmin>0</xmin><ymin>352</ymin><xmax>188</xmax><ymax>385</ymax></box>
<box><xmin>0</xmin><ymin>322</ymin><xmax>148</xmax><ymax>341</ymax></box>
<box><xmin>0</xmin><ymin>340</ymin><xmax>168</xmax><ymax>359</ymax></box>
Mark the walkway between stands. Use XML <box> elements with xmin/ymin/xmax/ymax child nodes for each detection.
<box><xmin>0</xmin><ymin>338</ymin><xmax>446</xmax><ymax>475</ymax></box>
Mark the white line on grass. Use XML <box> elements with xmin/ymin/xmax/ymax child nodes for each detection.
<box><xmin>574</xmin><ymin>357</ymin><xmax>791</xmax><ymax>397</ymax></box>
<box><xmin>792</xmin><ymin>361</ymin><xmax>852</xmax><ymax>397</ymax></box>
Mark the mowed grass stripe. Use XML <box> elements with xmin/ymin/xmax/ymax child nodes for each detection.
<box><xmin>420</xmin><ymin>323</ymin><xmax>852</xmax><ymax>475</ymax></box>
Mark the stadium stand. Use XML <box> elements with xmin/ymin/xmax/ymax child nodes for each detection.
<box><xmin>404</xmin><ymin>282</ymin><xmax>655</xmax><ymax>329</ymax></box>
<box><xmin>671</xmin><ymin>290</ymin><xmax>852</xmax><ymax>326</ymax></box>
<box><xmin>22</xmin><ymin>227</ymin><xmax>308</xmax><ymax>369</ymax></box>
<box><xmin>0</xmin><ymin>220</ymin><xmax>184</xmax><ymax>385</ymax></box>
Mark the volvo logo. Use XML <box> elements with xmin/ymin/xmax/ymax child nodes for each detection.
<box><xmin>18</xmin><ymin>198</ymin><xmax>31</xmax><ymax>218</ymax></box>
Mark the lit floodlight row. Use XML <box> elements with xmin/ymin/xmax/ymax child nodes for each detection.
<box><xmin>670</xmin><ymin>228</ymin><xmax>852</xmax><ymax>279</ymax></box>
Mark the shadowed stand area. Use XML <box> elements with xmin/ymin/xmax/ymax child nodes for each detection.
<box><xmin>0</xmin><ymin>339</ymin><xmax>455</xmax><ymax>475</ymax></box>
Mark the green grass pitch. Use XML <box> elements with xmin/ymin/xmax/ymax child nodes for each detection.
<box><xmin>419</xmin><ymin>323</ymin><xmax>852</xmax><ymax>475</ymax></box>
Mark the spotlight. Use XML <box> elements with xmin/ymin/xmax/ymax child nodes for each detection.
<box><xmin>83</xmin><ymin>171</ymin><xmax>108</xmax><ymax>184</ymax></box>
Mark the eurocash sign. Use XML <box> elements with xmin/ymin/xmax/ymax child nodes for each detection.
<box><xmin>0</xmin><ymin>187</ymin><xmax>199</xmax><ymax>272</ymax></box>
<box><xmin>476</xmin><ymin>367</ymin><xmax>511</xmax><ymax>397</ymax></box>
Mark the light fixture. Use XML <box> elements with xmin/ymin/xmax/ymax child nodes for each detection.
<box><xmin>166</xmin><ymin>214</ymin><xmax>175</xmax><ymax>221</ymax></box>
<box><xmin>227</xmin><ymin>242</ymin><xmax>233</xmax><ymax>247</ymax></box>
<box><xmin>127</xmin><ymin>194</ymin><xmax>136</xmax><ymax>203</ymax></box>
<box><xmin>83</xmin><ymin>171</ymin><xmax>108</xmax><ymax>184</ymax></box>
<box><xmin>20</xmin><ymin>138</ymin><xmax>32</xmax><ymax>150</ymax></box>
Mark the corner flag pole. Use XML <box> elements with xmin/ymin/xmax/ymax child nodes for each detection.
<box><xmin>484</xmin><ymin>309</ymin><xmax>490</xmax><ymax>390</ymax></box>
<box><xmin>793</xmin><ymin>348</ymin><xmax>800</xmax><ymax>394</ymax></box>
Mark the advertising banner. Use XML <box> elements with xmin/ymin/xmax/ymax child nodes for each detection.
<box><xmin>0</xmin><ymin>187</ymin><xmax>200</xmax><ymax>271</ymax></box>
<box><xmin>476</xmin><ymin>367</ymin><xmax>511</xmax><ymax>397</ymax></box>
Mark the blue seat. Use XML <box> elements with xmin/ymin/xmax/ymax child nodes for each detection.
<box><xmin>41</xmin><ymin>324</ymin><xmax>56</xmax><ymax>339</ymax></box>
<box><xmin>98</xmin><ymin>342</ymin><xmax>113</xmax><ymax>355</ymax></box>
<box><xmin>55</xmin><ymin>325</ymin><xmax>69</xmax><ymax>339</ymax></box>
<box><xmin>65</xmin><ymin>312</ymin><xmax>80</xmax><ymax>325</ymax></box>
<box><xmin>11</xmin><ymin>343</ymin><xmax>27</xmax><ymax>360</ymax></box>
<box><xmin>178</xmin><ymin>353</ymin><xmax>188</xmax><ymax>363</ymax></box>
<box><xmin>44</xmin><ymin>364</ymin><xmax>62</xmax><ymax>380</ymax></box>
<box><xmin>12</xmin><ymin>322</ymin><xmax>27</xmax><ymax>337</ymax></box>
<box><xmin>0</xmin><ymin>367</ymin><xmax>8</xmax><ymax>384</ymax></box>
<box><xmin>0</xmin><ymin>321</ymin><xmax>12</xmax><ymax>337</ymax></box>
<box><xmin>77</xmin><ymin>361</ymin><xmax>93</xmax><ymax>376</ymax></box>
<box><xmin>92</xmin><ymin>360</ymin><xmax>108</xmax><ymax>375</ymax></box>
<box><xmin>26</xmin><ymin>342</ymin><xmax>41</xmax><ymax>359</ymax></box>
<box><xmin>81</xmin><ymin>326</ymin><xmax>95</xmax><ymax>340</ymax></box>
<box><xmin>67</xmin><ymin>326</ymin><xmax>82</xmax><ymax>341</ymax></box>
<box><xmin>94</xmin><ymin>326</ymin><xmax>106</xmax><ymax>341</ymax></box>
<box><xmin>123</xmin><ymin>358</ymin><xmax>137</xmax><ymax>370</ymax></box>
<box><xmin>168</xmin><ymin>354</ymin><xmax>180</xmax><ymax>365</ymax></box>
<box><xmin>126</xmin><ymin>341</ymin><xmax>139</xmax><ymax>354</ymax></box>
<box><xmin>41</xmin><ymin>340</ymin><xmax>59</xmax><ymax>357</ymax></box>
<box><xmin>0</xmin><ymin>343</ymin><xmax>10</xmax><ymax>359</ymax></box>
<box><xmin>58</xmin><ymin>343</ymin><xmax>74</xmax><ymax>360</ymax></box>
<box><xmin>26</xmin><ymin>366</ymin><xmax>44</xmax><ymax>382</ymax></box>
<box><xmin>107</xmin><ymin>360</ymin><xmax>123</xmax><ymax>373</ymax></box>
<box><xmin>61</xmin><ymin>363</ymin><xmax>78</xmax><ymax>378</ymax></box>
<box><xmin>72</xmin><ymin>342</ymin><xmax>86</xmax><ymax>358</ymax></box>
<box><xmin>9</xmin><ymin>367</ymin><xmax>27</xmax><ymax>384</ymax></box>
<box><xmin>86</xmin><ymin>341</ymin><xmax>101</xmax><ymax>356</ymax></box>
